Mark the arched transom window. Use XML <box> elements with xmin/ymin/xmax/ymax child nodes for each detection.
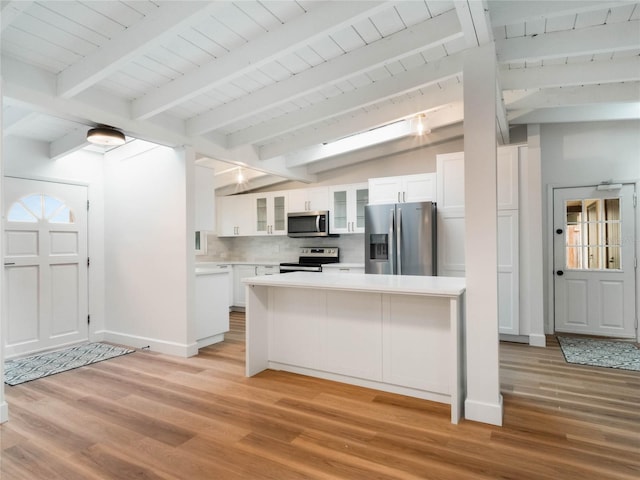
<box><xmin>7</xmin><ymin>194</ymin><xmax>75</xmax><ymax>224</ymax></box>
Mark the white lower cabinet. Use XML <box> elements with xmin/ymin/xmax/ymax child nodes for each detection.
<box><xmin>269</xmin><ymin>287</ymin><xmax>323</xmax><ymax>369</ymax></box>
<box><xmin>325</xmin><ymin>291</ymin><xmax>382</xmax><ymax>380</ymax></box>
<box><xmin>195</xmin><ymin>272</ymin><xmax>230</xmax><ymax>348</ymax></box>
<box><xmin>268</xmin><ymin>289</ymin><xmax>451</xmax><ymax>390</ymax></box>
<box><xmin>383</xmin><ymin>295</ymin><xmax>450</xmax><ymax>392</ymax></box>
<box><xmin>233</xmin><ymin>264</ymin><xmax>279</xmax><ymax>307</ymax></box>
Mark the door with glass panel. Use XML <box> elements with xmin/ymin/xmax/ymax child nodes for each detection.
<box><xmin>3</xmin><ymin>178</ymin><xmax>89</xmax><ymax>358</ymax></box>
<box><xmin>553</xmin><ymin>185</ymin><xmax>636</xmax><ymax>338</ymax></box>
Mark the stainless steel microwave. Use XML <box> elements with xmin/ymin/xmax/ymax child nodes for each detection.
<box><xmin>287</xmin><ymin>210</ymin><xmax>331</xmax><ymax>237</ymax></box>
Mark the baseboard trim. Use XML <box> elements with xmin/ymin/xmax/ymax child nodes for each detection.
<box><xmin>464</xmin><ymin>395</ymin><xmax>503</xmax><ymax>426</ymax></box>
<box><xmin>98</xmin><ymin>330</ymin><xmax>198</xmax><ymax>358</ymax></box>
<box><xmin>528</xmin><ymin>333</ymin><xmax>546</xmax><ymax>347</ymax></box>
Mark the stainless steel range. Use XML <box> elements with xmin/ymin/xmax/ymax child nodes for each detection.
<box><xmin>279</xmin><ymin>247</ymin><xmax>339</xmax><ymax>273</ymax></box>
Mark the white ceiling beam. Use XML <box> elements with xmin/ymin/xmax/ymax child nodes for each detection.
<box><xmin>228</xmin><ymin>52</ymin><xmax>465</xmax><ymax>148</ymax></box>
<box><xmin>1</xmin><ymin>1</ymin><xmax>33</xmax><ymax>32</ymax></box>
<box><xmin>307</xmin><ymin>123</ymin><xmax>465</xmax><ymax>174</ymax></box>
<box><xmin>49</xmin><ymin>129</ymin><xmax>90</xmax><ymax>161</ymax></box>
<box><xmin>132</xmin><ymin>1</ymin><xmax>390</xmax><ymax>120</ymax></box>
<box><xmin>285</xmin><ymin>103</ymin><xmax>465</xmax><ymax>168</ymax></box>
<box><xmin>501</xmin><ymin>57</ymin><xmax>640</xmax><ymax>90</ymax></box>
<box><xmin>505</xmin><ymin>82</ymin><xmax>640</xmax><ymax>110</ymax></box>
<box><xmin>186</xmin><ymin>9</ymin><xmax>464</xmax><ymax>136</ymax></box>
<box><xmin>57</xmin><ymin>2</ymin><xmax>221</xmax><ymax>98</ymax></box>
<box><xmin>4</xmin><ymin>58</ymin><xmax>315</xmax><ymax>181</ymax></box>
<box><xmin>2</xmin><ymin>104</ymin><xmax>39</xmax><ymax>135</ymax></box>
<box><xmin>488</xmin><ymin>1</ymin><xmax>637</xmax><ymax>27</ymax></box>
<box><xmin>190</xmin><ymin>138</ymin><xmax>316</xmax><ymax>183</ymax></box>
<box><xmin>497</xmin><ymin>21</ymin><xmax>640</xmax><ymax>64</ymax></box>
<box><xmin>455</xmin><ymin>0</ymin><xmax>492</xmax><ymax>47</ymax></box>
<box><xmin>509</xmin><ymin>104</ymin><xmax>640</xmax><ymax>124</ymax></box>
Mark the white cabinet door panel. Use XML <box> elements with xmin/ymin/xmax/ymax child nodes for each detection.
<box><xmin>383</xmin><ymin>295</ymin><xmax>450</xmax><ymax>393</ymax></box>
<box><xmin>404</xmin><ymin>173</ymin><xmax>436</xmax><ymax>203</ymax></box>
<box><xmin>269</xmin><ymin>288</ymin><xmax>324</xmax><ymax>369</ymax></box>
<box><xmin>498</xmin><ymin>211</ymin><xmax>519</xmax><ymax>335</ymax></box>
<box><xmin>325</xmin><ymin>291</ymin><xmax>382</xmax><ymax>381</ymax></box>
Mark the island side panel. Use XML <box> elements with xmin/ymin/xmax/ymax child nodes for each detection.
<box><xmin>245</xmin><ymin>284</ymin><xmax>270</xmax><ymax>376</ymax></box>
<box><xmin>449</xmin><ymin>293</ymin><xmax>465</xmax><ymax>424</ymax></box>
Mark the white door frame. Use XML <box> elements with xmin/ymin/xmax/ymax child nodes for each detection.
<box><xmin>2</xmin><ymin>175</ymin><xmax>93</xmax><ymax>357</ymax></box>
<box><xmin>546</xmin><ymin>181</ymin><xmax>639</xmax><ymax>342</ymax></box>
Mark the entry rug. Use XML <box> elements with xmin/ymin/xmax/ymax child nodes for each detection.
<box><xmin>4</xmin><ymin>342</ymin><xmax>135</xmax><ymax>386</ymax></box>
<box><xmin>557</xmin><ymin>336</ymin><xmax>640</xmax><ymax>371</ymax></box>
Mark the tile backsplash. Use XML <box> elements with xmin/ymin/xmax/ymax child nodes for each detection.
<box><xmin>202</xmin><ymin>233</ymin><xmax>365</xmax><ymax>264</ymax></box>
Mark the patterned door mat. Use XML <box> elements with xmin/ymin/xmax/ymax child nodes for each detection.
<box><xmin>4</xmin><ymin>342</ymin><xmax>135</xmax><ymax>386</ymax></box>
<box><xmin>557</xmin><ymin>336</ymin><xmax>640</xmax><ymax>371</ymax></box>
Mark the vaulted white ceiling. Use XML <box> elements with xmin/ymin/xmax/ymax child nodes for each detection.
<box><xmin>2</xmin><ymin>1</ymin><xmax>639</xmax><ymax>189</ymax></box>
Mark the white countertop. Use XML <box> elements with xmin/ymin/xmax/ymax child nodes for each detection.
<box><xmin>195</xmin><ymin>266</ymin><xmax>231</xmax><ymax>275</ymax></box>
<box><xmin>243</xmin><ymin>272</ymin><xmax>465</xmax><ymax>297</ymax></box>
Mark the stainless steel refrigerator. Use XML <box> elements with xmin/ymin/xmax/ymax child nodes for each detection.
<box><xmin>364</xmin><ymin>201</ymin><xmax>436</xmax><ymax>276</ymax></box>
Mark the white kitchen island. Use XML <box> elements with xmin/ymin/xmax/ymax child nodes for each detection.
<box><xmin>243</xmin><ymin>272</ymin><xmax>466</xmax><ymax>424</ymax></box>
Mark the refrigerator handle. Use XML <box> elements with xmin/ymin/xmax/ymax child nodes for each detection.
<box><xmin>389</xmin><ymin>209</ymin><xmax>395</xmax><ymax>274</ymax></box>
<box><xmin>397</xmin><ymin>207</ymin><xmax>402</xmax><ymax>275</ymax></box>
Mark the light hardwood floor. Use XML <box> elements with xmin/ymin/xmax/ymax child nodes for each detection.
<box><xmin>1</xmin><ymin>312</ymin><xmax>638</xmax><ymax>479</ymax></box>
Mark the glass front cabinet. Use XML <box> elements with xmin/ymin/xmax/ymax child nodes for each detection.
<box><xmin>253</xmin><ymin>192</ymin><xmax>287</xmax><ymax>235</ymax></box>
<box><xmin>329</xmin><ymin>183</ymin><xmax>368</xmax><ymax>234</ymax></box>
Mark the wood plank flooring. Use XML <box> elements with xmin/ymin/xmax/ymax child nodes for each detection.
<box><xmin>1</xmin><ymin>312</ymin><xmax>638</xmax><ymax>479</ymax></box>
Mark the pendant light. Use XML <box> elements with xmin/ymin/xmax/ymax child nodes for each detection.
<box><xmin>86</xmin><ymin>126</ymin><xmax>126</xmax><ymax>146</ymax></box>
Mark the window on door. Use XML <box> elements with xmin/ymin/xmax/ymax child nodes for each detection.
<box><xmin>7</xmin><ymin>194</ymin><xmax>75</xmax><ymax>224</ymax></box>
<box><xmin>565</xmin><ymin>198</ymin><xmax>621</xmax><ymax>270</ymax></box>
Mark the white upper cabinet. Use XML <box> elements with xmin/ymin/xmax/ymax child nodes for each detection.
<box><xmin>288</xmin><ymin>187</ymin><xmax>329</xmax><ymax>213</ymax></box>
<box><xmin>436</xmin><ymin>147</ymin><xmax>519</xmax><ymax>210</ymax></box>
<box><xmin>368</xmin><ymin>173</ymin><xmax>436</xmax><ymax>205</ymax></box>
<box><xmin>216</xmin><ymin>194</ymin><xmax>254</xmax><ymax>237</ymax></box>
<box><xmin>252</xmin><ymin>191</ymin><xmax>287</xmax><ymax>236</ymax></box>
<box><xmin>328</xmin><ymin>183</ymin><xmax>368</xmax><ymax>234</ymax></box>
<box><xmin>194</xmin><ymin>165</ymin><xmax>215</xmax><ymax>231</ymax></box>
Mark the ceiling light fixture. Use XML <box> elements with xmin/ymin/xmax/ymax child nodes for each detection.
<box><xmin>415</xmin><ymin>114</ymin><xmax>429</xmax><ymax>136</ymax></box>
<box><xmin>86</xmin><ymin>126</ymin><xmax>126</xmax><ymax>146</ymax></box>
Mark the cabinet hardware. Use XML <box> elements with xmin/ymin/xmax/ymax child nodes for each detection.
<box><xmin>398</xmin><ymin>192</ymin><xmax>401</xmax><ymax>202</ymax></box>
<box><xmin>4</xmin><ymin>262</ymin><xmax>15</xmax><ymax>266</ymax></box>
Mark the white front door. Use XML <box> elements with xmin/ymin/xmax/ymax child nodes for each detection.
<box><xmin>553</xmin><ymin>184</ymin><xmax>636</xmax><ymax>338</ymax></box>
<box><xmin>3</xmin><ymin>178</ymin><xmax>89</xmax><ymax>358</ymax></box>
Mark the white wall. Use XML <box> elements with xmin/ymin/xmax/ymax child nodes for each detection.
<box><xmin>540</xmin><ymin>120</ymin><xmax>640</xmax><ymax>334</ymax></box>
<box><xmin>0</xmin><ymin>90</ymin><xmax>6</xmax><ymax>423</ymax></box>
<box><xmin>3</xmin><ymin>137</ymin><xmax>106</xmax><ymax>340</ymax></box>
<box><xmin>103</xmin><ymin>142</ymin><xmax>195</xmax><ymax>356</ymax></box>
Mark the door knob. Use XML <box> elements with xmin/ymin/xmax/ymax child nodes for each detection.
<box><xmin>556</xmin><ymin>228</ymin><xmax>563</xmax><ymax>234</ymax></box>
<box><xmin>556</xmin><ymin>270</ymin><xmax>564</xmax><ymax>276</ymax></box>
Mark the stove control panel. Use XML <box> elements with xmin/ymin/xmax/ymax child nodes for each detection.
<box><xmin>299</xmin><ymin>247</ymin><xmax>339</xmax><ymax>258</ymax></box>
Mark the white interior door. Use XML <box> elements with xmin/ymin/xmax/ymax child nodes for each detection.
<box><xmin>3</xmin><ymin>178</ymin><xmax>89</xmax><ymax>358</ymax></box>
<box><xmin>553</xmin><ymin>185</ymin><xmax>636</xmax><ymax>338</ymax></box>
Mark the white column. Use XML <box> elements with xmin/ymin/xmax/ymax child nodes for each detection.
<box><xmin>0</xmin><ymin>77</ymin><xmax>8</xmax><ymax>423</ymax></box>
<box><xmin>523</xmin><ymin>126</ymin><xmax>546</xmax><ymax>346</ymax></box>
<box><xmin>463</xmin><ymin>43</ymin><xmax>503</xmax><ymax>426</ymax></box>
